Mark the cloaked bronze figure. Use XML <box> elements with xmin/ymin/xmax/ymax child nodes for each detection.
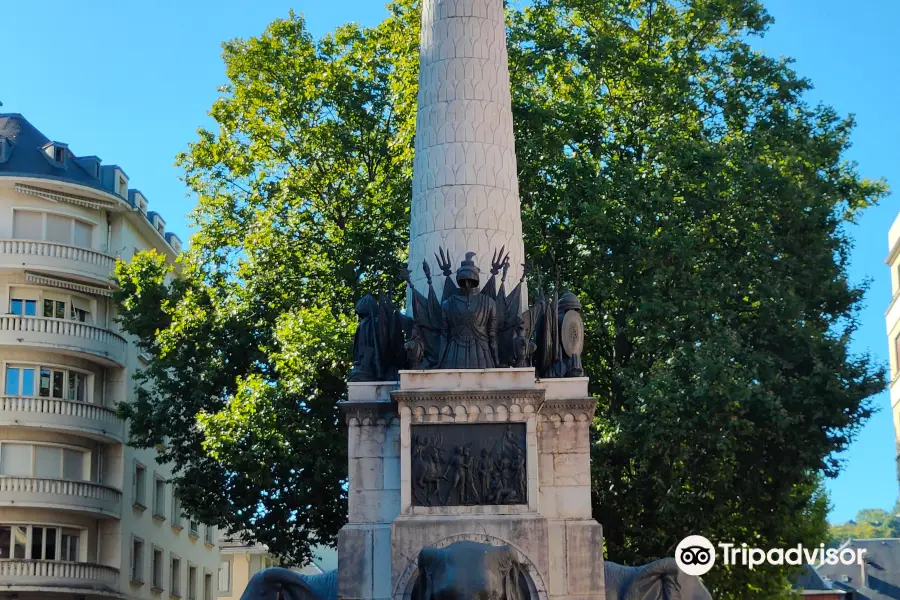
<box><xmin>437</xmin><ymin>253</ymin><xmax>500</xmax><ymax>369</ymax></box>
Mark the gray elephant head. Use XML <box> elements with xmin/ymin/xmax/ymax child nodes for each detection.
<box><xmin>414</xmin><ymin>541</ymin><xmax>531</xmax><ymax>600</ymax></box>
<box><xmin>240</xmin><ymin>567</ymin><xmax>337</xmax><ymax>600</ymax></box>
<box><xmin>604</xmin><ymin>558</ymin><xmax>712</xmax><ymax>600</ymax></box>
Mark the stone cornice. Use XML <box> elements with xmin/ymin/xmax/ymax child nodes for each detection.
<box><xmin>340</xmin><ymin>400</ymin><xmax>398</xmax><ymax>426</ymax></box>
<box><xmin>391</xmin><ymin>389</ymin><xmax>544</xmax><ymax>405</ymax></box>
<box><xmin>538</xmin><ymin>398</ymin><xmax>598</xmax><ymax>422</ymax></box>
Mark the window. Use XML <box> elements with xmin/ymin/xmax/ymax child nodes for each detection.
<box><xmin>74</xmin><ymin>220</ymin><xmax>92</xmax><ymax>247</ymax></box>
<box><xmin>188</xmin><ymin>565</ymin><xmax>198</xmax><ymax>600</ymax></box>
<box><xmin>153</xmin><ymin>475</ymin><xmax>166</xmax><ymax>519</ymax></box>
<box><xmin>171</xmin><ymin>491</ymin><xmax>183</xmax><ymax>529</ymax></box>
<box><xmin>67</xmin><ymin>371</ymin><xmax>87</xmax><ymax>402</ymax></box>
<box><xmin>60</xmin><ymin>528</ymin><xmax>79</xmax><ymax>561</ymax></box>
<box><xmin>71</xmin><ymin>296</ymin><xmax>92</xmax><ymax>323</ymax></box>
<box><xmin>152</xmin><ymin>547</ymin><xmax>164</xmax><ymax>590</ymax></box>
<box><xmin>204</xmin><ymin>525</ymin><xmax>215</xmax><ymax>546</ymax></box>
<box><xmin>171</xmin><ymin>554</ymin><xmax>182</xmax><ymax>597</ymax></box>
<box><xmin>132</xmin><ymin>537</ymin><xmax>145</xmax><ymax>583</ymax></box>
<box><xmin>12</xmin><ymin>210</ymin><xmax>42</xmax><ymax>240</ymax></box>
<box><xmin>134</xmin><ymin>462</ymin><xmax>147</xmax><ymax>508</ymax></box>
<box><xmin>0</xmin><ymin>443</ymin><xmax>31</xmax><ymax>476</ymax></box>
<box><xmin>54</xmin><ymin>146</ymin><xmax>65</xmax><ymax>163</ymax></box>
<box><xmin>4</xmin><ymin>366</ymin><xmax>36</xmax><ymax>396</ymax></box>
<box><xmin>218</xmin><ymin>560</ymin><xmax>231</xmax><ymax>594</ymax></box>
<box><xmin>47</xmin><ymin>214</ymin><xmax>72</xmax><ymax>244</ymax></box>
<box><xmin>204</xmin><ymin>572</ymin><xmax>213</xmax><ymax>600</ymax></box>
<box><xmin>189</xmin><ymin>519</ymin><xmax>199</xmax><ymax>537</ymax></box>
<box><xmin>4</xmin><ymin>364</ymin><xmax>89</xmax><ymax>402</ymax></box>
<box><xmin>0</xmin><ymin>442</ymin><xmax>87</xmax><ymax>480</ymax></box>
<box><xmin>11</xmin><ymin>209</ymin><xmax>95</xmax><ymax>249</ymax></box>
<box><xmin>0</xmin><ymin>525</ymin><xmax>81</xmax><ymax>562</ymax></box>
<box><xmin>118</xmin><ymin>176</ymin><xmax>128</xmax><ymax>197</ymax></box>
<box><xmin>9</xmin><ymin>298</ymin><xmax>37</xmax><ymax>317</ymax></box>
<box><xmin>895</xmin><ymin>334</ymin><xmax>900</xmax><ymax>374</ymax></box>
<box><xmin>39</xmin><ymin>292</ymin><xmax>93</xmax><ymax>324</ymax></box>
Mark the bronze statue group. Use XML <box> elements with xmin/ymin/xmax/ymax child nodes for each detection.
<box><xmin>349</xmin><ymin>247</ymin><xmax>585</xmax><ymax>381</ymax></box>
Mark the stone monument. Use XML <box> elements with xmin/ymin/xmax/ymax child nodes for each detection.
<box><xmin>241</xmin><ymin>1</ymin><xmax>713</xmax><ymax>599</ymax></box>
<box><xmin>338</xmin><ymin>0</ymin><xmax>604</xmax><ymax>599</ymax></box>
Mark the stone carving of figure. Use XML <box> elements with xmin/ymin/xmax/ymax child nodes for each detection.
<box><xmin>443</xmin><ymin>445</ymin><xmax>477</xmax><ymax>505</ymax></box>
<box><xmin>412</xmin><ymin>435</ymin><xmax>447</xmax><ymax>505</ymax></box>
<box><xmin>438</xmin><ymin>253</ymin><xmax>499</xmax><ymax>369</ymax></box>
<box><xmin>477</xmin><ymin>449</ymin><xmax>492</xmax><ymax>503</ymax></box>
<box><xmin>513</xmin><ymin>447</ymin><xmax>527</xmax><ymax>501</ymax></box>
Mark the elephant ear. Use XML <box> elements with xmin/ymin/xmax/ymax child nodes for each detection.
<box><xmin>416</xmin><ymin>547</ymin><xmax>440</xmax><ymax>600</ymax></box>
<box><xmin>623</xmin><ymin>558</ymin><xmax>682</xmax><ymax>600</ymax></box>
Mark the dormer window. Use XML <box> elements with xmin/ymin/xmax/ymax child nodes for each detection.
<box><xmin>149</xmin><ymin>212</ymin><xmax>166</xmax><ymax>236</ymax></box>
<box><xmin>0</xmin><ymin>138</ymin><xmax>10</xmax><ymax>163</ymax></box>
<box><xmin>43</xmin><ymin>142</ymin><xmax>68</xmax><ymax>168</ymax></box>
<box><xmin>118</xmin><ymin>176</ymin><xmax>127</xmax><ymax>197</ymax></box>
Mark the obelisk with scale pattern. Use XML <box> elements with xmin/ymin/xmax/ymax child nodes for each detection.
<box><xmin>408</xmin><ymin>0</ymin><xmax>526</xmax><ymax>301</ymax></box>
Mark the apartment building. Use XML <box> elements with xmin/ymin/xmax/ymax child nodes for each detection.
<box><xmin>0</xmin><ymin>113</ymin><xmax>219</xmax><ymax>600</ymax></box>
<box><xmin>887</xmin><ymin>216</ymin><xmax>900</xmax><ymax>492</ymax></box>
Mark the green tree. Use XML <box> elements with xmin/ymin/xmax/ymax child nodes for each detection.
<box><xmin>113</xmin><ymin>6</ymin><xmax>419</xmax><ymax>566</ymax></box>
<box><xmin>830</xmin><ymin>504</ymin><xmax>900</xmax><ymax>542</ymax></box>
<box><xmin>114</xmin><ymin>0</ymin><xmax>888</xmax><ymax>595</ymax></box>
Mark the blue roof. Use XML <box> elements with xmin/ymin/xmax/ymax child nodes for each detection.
<box><xmin>0</xmin><ymin>113</ymin><xmax>182</xmax><ymax>252</ymax></box>
<box><xmin>0</xmin><ymin>113</ymin><xmax>104</xmax><ymax>190</ymax></box>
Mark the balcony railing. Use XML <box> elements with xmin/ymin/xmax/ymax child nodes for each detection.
<box><xmin>0</xmin><ymin>316</ymin><xmax>127</xmax><ymax>366</ymax></box>
<box><xmin>0</xmin><ymin>238</ymin><xmax>116</xmax><ymax>286</ymax></box>
<box><xmin>0</xmin><ymin>476</ymin><xmax>122</xmax><ymax>518</ymax></box>
<box><xmin>0</xmin><ymin>559</ymin><xmax>119</xmax><ymax>592</ymax></box>
<box><xmin>0</xmin><ymin>396</ymin><xmax>123</xmax><ymax>442</ymax></box>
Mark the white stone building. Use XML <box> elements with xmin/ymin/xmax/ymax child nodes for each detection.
<box><xmin>0</xmin><ymin>113</ymin><xmax>219</xmax><ymax>600</ymax></box>
<box><xmin>886</xmin><ymin>216</ymin><xmax>900</xmax><ymax>489</ymax></box>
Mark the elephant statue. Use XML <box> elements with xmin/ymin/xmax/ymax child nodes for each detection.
<box><xmin>239</xmin><ymin>567</ymin><xmax>336</xmax><ymax>600</ymax></box>
<box><xmin>414</xmin><ymin>541</ymin><xmax>531</xmax><ymax>600</ymax></box>
<box><xmin>604</xmin><ymin>558</ymin><xmax>712</xmax><ymax>600</ymax></box>
<box><xmin>239</xmin><ymin>546</ymin><xmax>712</xmax><ymax>600</ymax></box>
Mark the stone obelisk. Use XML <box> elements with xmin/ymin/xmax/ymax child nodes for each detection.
<box><xmin>408</xmin><ymin>0</ymin><xmax>526</xmax><ymax>297</ymax></box>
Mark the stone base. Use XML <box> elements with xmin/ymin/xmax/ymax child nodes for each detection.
<box><xmin>389</xmin><ymin>514</ymin><xmax>605</xmax><ymax>600</ymax></box>
<box><xmin>339</xmin><ymin>370</ymin><xmax>602</xmax><ymax>600</ymax></box>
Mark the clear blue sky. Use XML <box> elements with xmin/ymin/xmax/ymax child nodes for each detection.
<box><xmin>4</xmin><ymin>1</ymin><xmax>897</xmax><ymax>523</ymax></box>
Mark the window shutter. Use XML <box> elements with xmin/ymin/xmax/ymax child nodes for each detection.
<box><xmin>12</xmin><ymin>211</ymin><xmax>42</xmax><ymax>240</ymax></box>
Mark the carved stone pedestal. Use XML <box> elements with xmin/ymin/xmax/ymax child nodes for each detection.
<box><xmin>338</xmin><ymin>370</ymin><xmax>605</xmax><ymax>600</ymax></box>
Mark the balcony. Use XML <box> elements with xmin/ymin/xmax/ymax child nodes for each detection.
<box><xmin>0</xmin><ymin>476</ymin><xmax>122</xmax><ymax>518</ymax></box>
<box><xmin>0</xmin><ymin>316</ymin><xmax>127</xmax><ymax>367</ymax></box>
<box><xmin>0</xmin><ymin>396</ymin><xmax>124</xmax><ymax>443</ymax></box>
<box><xmin>0</xmin><ymin>560</ymin><xmax>120</xmax><ymax>596</ymax></box>
<box><xmin>0</xmin><ymin>239</ymin><xmax>116</xmax><ymax>288</ymax></box>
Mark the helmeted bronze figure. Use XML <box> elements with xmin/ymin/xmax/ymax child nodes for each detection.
<box><xmin>437</xmin><ymin>253</ymin><xmax>500</xmax><ymax>369</ymax></box>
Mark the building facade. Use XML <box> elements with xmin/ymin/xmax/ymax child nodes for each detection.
<box><xmin>0</xmin><ymin>113</ymin><xmax>219</xmax><ymax>600</ymax></box>
<box><xmin>885</xmin><ymin>216</ymin><xmax>900</xmax><ymax>490</ymax></box>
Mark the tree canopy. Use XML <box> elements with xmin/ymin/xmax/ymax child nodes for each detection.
<box><xmin>113</xmin><ymin>1</ymin><xmax>888</xmax><ymax>597</ymax></box>
<box><xmin>830</xmin><ymin>502</ymin><xmax>900</xmax><ymax>543</ymax></box>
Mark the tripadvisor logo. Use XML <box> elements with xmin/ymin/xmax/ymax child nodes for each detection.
<box><xmin>675</xmin><ymin>535</ymin><xmax>868</xmax><ymax>576</ymax></box>
<box><xmin>676</xmin><ymin>536</ymin><xmax>717</xmax><ymax>576</ymax></box>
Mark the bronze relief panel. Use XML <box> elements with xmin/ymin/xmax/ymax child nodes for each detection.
<box><xmin>411</xmin><ymin>423</ymin><xmax>527</xmax><ymax>506</ymax></box>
